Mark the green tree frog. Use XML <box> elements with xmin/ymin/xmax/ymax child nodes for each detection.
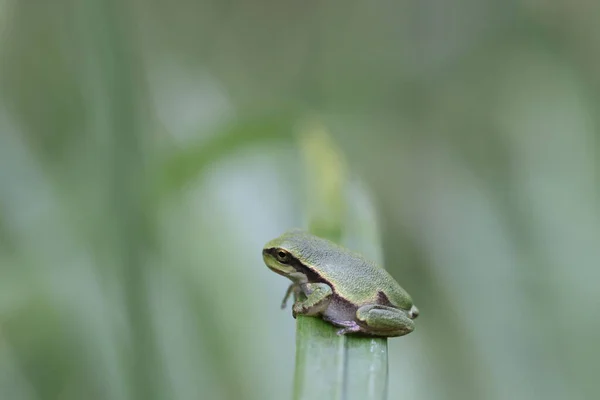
<box><xmin>263</xmin><ymin>230</ymin><xmax>419</xmax><ymax>337</ymax></box>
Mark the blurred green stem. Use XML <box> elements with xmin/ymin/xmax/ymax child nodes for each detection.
<box><xmin>294</xmin><ymin>122</ymin><xmax>388</xmax><ymax>400</ymax></box>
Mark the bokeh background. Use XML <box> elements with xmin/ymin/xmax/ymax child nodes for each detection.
<box><xmin>1</xmin><ymin>1</ymin><xmax>599</xmax><ymax>399</ymax></box>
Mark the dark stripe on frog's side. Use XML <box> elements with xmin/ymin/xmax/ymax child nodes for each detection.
<box><xmin>376</xmin><ymin>291</ymin><xmax>394</xmax><ymax>307</ymax></box>
<box><xmin>264</xmin><ymin>247</ymin><xmax>359</xmax><ymax>313</ymax></box>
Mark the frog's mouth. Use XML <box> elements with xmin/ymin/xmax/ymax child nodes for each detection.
<box><xmin>262</xmin><ymin>249</ymin><xmax>297</xmax><ymax>276</ymax></box>
<box><xmin>266</xmin><ymin>264</ymin><xmax>290</xmax><ymax>277</ymax></box>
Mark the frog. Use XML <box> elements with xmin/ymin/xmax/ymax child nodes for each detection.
<box><xmin>262</xmin><ymin>229</ymin><xmax>419</xmax><ymax>337</ymax></box>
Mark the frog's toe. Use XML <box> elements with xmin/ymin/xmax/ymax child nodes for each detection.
<box><xmin>335</xmin><ymin>321</ymin><xmax>361</xmax><ymax>336</ymax></box>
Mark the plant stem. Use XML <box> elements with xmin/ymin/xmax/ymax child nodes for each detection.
<box><xmin>293</xmin><ymin>121</ymin><xmax>388</xmax><ymax>400</ymax></box>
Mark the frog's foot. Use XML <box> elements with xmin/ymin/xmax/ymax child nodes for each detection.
<box><xmin>335</xmin><ymin>321</ymin><xmax>361</xmax><ymax>336</ymax></box>
<box><xmin>322</xmin><ymin>317</ymin><xmax>361</xmax><ymax>335</ymax></box>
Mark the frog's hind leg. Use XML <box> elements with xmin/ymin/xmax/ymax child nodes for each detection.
<box><xmin>355</xmin><ymin>304</ymin><xmax>415</xmax><ymax>337</ymax></box>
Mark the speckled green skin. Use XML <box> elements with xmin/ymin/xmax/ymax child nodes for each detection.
<box><xmin>263</xmin><ymin>230</ymin><xmax>419</xmax><ymax>337</ymax></box>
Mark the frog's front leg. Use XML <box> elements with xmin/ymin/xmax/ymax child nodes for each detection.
<box><xmin>280</xmin><ymin>272</ymin><xmax>309</xmax><ymax>309</ymax></box>
<box><xmin>352</xmin><ymin>304</ymin><xmax>415</xmax><ymax>337</ymax></box>
<box><xmin>292</xmin><ymin>282</ymin><xmax>333</xmax><ymax>318</ymax></box>
<box><xmin>281</xmin><ymin>283</ymin><xmax>302</xmax><ymax>309</ymax></box>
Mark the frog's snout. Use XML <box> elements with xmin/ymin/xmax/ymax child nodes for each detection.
<box><xmin>409</xmin><ymin>305</ymin><xmax>419</xmax><ymax>320</ymax></box>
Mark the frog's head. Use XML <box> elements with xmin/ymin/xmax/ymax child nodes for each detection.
<box><xmin>262</xmin><ymin>229</ymin><xmax>310</xmax><ymax>281</ymax></box>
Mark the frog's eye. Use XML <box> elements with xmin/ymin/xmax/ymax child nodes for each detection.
<box><xmin>275</xmin><ymin>249</ymin><xmax>290</xmax><ymax>263</ymax></box>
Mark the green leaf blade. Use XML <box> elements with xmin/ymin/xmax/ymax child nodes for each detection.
<box><xmin>293</xmin><ymin>121</ymin><xmax>389</xmax><ymax>400</ymax></box>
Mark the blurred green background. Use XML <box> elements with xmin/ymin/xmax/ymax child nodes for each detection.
<box><xmin>1</xmin><ymin>1</ymin><xmax>599</xmax><ymax>399</ymax></box>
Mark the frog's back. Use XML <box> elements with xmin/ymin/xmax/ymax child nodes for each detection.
<box><xmin>278</xmin><ymin>230</ymin><xmax>413</xmax><ymax>310</ymax></box>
